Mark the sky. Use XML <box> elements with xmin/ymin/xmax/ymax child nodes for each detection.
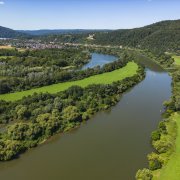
<box><xmin>0</xmin><ymin>0</ymin><xmax>179</xmax><ymax>30</ymax></box>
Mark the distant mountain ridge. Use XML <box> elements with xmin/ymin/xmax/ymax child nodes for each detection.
<box><xmin>18</xmin><ymin>29</ymin><xmax>111</xmax><ymax>36</ymax></box>
<box><xmin>0</xmin><ymin>26</ymin><xmax>110</xmax><ymax>38</ymax></box>
<box><xmin>0</xmin><ymin>19</ymin><xmax>179</xmax><ymax>53</ymax></box>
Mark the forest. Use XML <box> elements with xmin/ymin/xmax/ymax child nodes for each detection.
<box><xmin>94</xmin><ymin>20</ymin><xmax>180</xmax><ymax>53</ymax></box>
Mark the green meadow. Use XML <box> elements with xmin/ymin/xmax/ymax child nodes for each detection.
<box><xmin>153</xmin><ymin>113</ymin><xmax>180</xmax><ymax>180</ymax></box>
<box><xmin>173</xmin><ymin>56</ymin><xmax>180</xmax><ymax>66</ymax></box>
<box><xmin>0</xmin><ymin>62</ymin><xmax>138</xmax><ymax>102</ymax></box>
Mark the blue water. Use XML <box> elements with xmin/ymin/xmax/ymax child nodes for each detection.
<box><xmin>82</xmin><ymin>53</ymin><xmax>117</xmax><ymax>70</ymax></box>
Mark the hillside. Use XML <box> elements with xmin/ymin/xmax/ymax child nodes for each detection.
<box><xmin>94</xmin><ymin>20</ymin><xmax>180</xmax><ymax>53</ymax></box>
<box><xmin>0</xmin><ymin>26</ymin><xmax>27</xmax><ymax>38</ymax></box>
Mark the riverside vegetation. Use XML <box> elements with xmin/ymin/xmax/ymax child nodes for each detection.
<box><xmin>0</xmin><ymin>47</ymin><xmax>145</xmax><ymax>161</ymax></box>
<box><xmin>136</xmin><ymin>52</ymin><xmax>180</xmax><ymax>179</ymax></box>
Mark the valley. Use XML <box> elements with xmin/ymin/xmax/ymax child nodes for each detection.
<box><xmin>0</xmin><ymin>17</ymin><xmax>179</xmax><ymax>180</ymax></box>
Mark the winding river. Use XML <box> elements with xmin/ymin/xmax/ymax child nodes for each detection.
<box><xmin>0</xmin><ymin>53</ymin><xmax>172</xmax><ymax>180</ymax></box>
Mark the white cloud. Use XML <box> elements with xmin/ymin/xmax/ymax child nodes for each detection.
<box><xmin>0</xmin><ymin>1</ymin><xmax>4</xmax><ymax>5</ymax></box>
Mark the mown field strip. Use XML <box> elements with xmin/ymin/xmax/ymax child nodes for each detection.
<box><xmin>154</xmin><ymin>113</ymin><xmax>180</xmax><ymax>180</ymax></box>
<box><xmin>173</xmin><ymin>56</ymin><xmax>180</xmax><ymax>66</ymax></box>
<box><xmin>0</xmin><ymin>62</ymin><xmax>138</xmax><ymax>102</ymax></box>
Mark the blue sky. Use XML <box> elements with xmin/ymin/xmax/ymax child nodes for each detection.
<box><xmin>0</xmin><ymin>0</ymin><xmax>179</xmax><ymax>30</ymax></box>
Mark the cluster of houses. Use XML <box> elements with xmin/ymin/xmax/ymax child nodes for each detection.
<box><xmin>0</xmin><ymin>39</ymin><xmax>63</xmax><ymax>50</ymax></box>
<box><xmin>21</xmin><ymin>43</ymin><xmax>63</xmax><ymax>50</ymax></box>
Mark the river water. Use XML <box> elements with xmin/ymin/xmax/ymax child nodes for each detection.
<box><xmin>81</xmin><ymin>53</ymin><xmax>117</xmax><ymax>69</ymax></box>
<box><xmin>0</xmin><ymin>53</ymin><xmax>172</xmax><ymax>180</ymax></box>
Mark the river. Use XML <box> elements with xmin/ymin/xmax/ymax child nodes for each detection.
<box><xmin>81</xmin><ymin>53</ymin><xmax>118</xmax><ymax>69</ymax></box>
<box><xmin>0</xmin><ymin>53</ymin><xmax>172</xmax><ymax>180</ymax></box>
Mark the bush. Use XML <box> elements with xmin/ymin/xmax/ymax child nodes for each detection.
<box><xmin>153</xmin><ymin>139</ymin><xmax>173</xmax><ymax>153</ymax></box>
<box><xmin>158</xmin><ymin>121</ymin><xmax>167</xmax><ymax>134</ymax></box>
<box><xmin>136</xmin><ymin>168</ymin><xmax>153</xmax><ymax>180</ymax></box>
<box><xmin>148</xmin><ymin>153</ymin><xmax>163</xmax><ymax>170</ymax></box>
<box><xmin>151</xmin><ymin>130</ymin><xmax>161</xmax><ymax>141</ymax></box>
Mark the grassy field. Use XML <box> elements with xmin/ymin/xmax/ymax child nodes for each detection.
<box><xmin>173</xmin><ymin>56</ymin><xmax>180</xmax><ymax>66</ymax></box>
<box><xmin>0</xmin><ymin>45</ymin><xmax>15</xmax><ymax>49</ymax></box>
<box><xmin>153</xmin><ymin>113</ymin><xmax>180</xmax><ymax>180</ymax></box>
<box><xmin>0</xmin><ymin>56</ymin><xmax>14</xmax><ymax>59</ymax></box>
<box><xmin>0</xmin><ymin>62</ymin><xmax>138</xmax><ymax>102</ymax></box>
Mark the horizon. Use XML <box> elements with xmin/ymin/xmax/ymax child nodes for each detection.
<box><xmin>0</xmin><ymin>0</ymin><xmax>180</xmax><ymax>30</ymax></box>
<box><xmin>15</xmin><ymin>19</ymin><xmax>179</xmax><ymax>31</ymax></box>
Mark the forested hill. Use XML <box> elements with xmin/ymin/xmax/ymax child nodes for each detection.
<box><xmin>94</xmin><ymin>20</ymin><xmax>180</xmax><ymax>53</ymax></box>
<box><xmin>0</xmin><ymin>26</ymin><xmax>28</xmax><ymax>38</ymax></box>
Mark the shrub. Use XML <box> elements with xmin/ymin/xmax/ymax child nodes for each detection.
<box><xmin>148</xmin><ymin>153</ymin><xmax>163</xmax><ymax>170</ymax></box>
<box><xmin>136</xmin><ymin>168</ymin><xmax>153</xmax><ymax>180</ymax></box>
<box><xmin>158</xmin><ymin>121</ymin><xmax>167</xmax><ymax>134</ymax></box>
<box><xmin>151</xmin><ymin>130</ymin><xmax>161</xmax><ymax>141</ymax></box>
<box><xmin>153</xmin><ymin>139</ymin><xmax>173</xmax><ymax>153</ymax></box>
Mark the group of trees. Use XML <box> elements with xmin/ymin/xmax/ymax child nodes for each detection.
<box><xmin>0</xmin><ymin>65</ymin><xmax>145</xmax><ymax>161</ymax></box>
<box><xmin>142</xmin><ymin>50</ymin><xmax>174</xmax><ymax>68</ymax></box>
<box><xmin>0</xmin><ymin>48</ymin><xmax>91</xmax><ymax>94</ymax></box>
<box><xmin>170</xmin><ymin>70</ymin><xmax>180</xmax><ymax>112</ymax></box>
<box><xmin>136</xmin><ymin>118</ymin><xmax>176</xmax><ymax>180</ymax></box>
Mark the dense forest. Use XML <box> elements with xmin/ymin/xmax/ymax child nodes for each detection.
<box><xmin>94</xmin><ymin>20</ymin><xmax>180</xmax><ymax>53</ymax></box>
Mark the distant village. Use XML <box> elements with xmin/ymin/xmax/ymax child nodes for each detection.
<box><xmin>0</xmin><ymin>38</ymin><xmax>63</xmax><ymax>50</ymax></box>
<box><xmin>0</xmin><ymin>35</ymin><xmax>124</xmax><ymax>50</ymax></box>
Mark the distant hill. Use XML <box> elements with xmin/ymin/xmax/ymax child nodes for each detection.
<box><xmin>94</xmin><ymin>20</ymin><xmax>180</xmax><ymax>52</ymax></box>
<box><xmin>1</xmin><ymin>20</ymin><xmax>179</xmax><ymax>53</ymax></box>
<box><xmin>0</xmin><ymin>26</ymin><xmax>28</xmax><ymax>38</ymax></box>
<box><xmin>18</xmin><ymin>29</ymin><xmax>111</xmax><ymax>36</ymax></box>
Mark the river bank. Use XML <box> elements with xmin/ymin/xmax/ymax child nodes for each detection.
<box><xmin>0</xmin><ymin>51</ymin><xmax>172</xmax><ymax>180</ymax></box>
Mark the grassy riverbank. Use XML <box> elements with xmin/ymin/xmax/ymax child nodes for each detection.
<box><xmin>0</xmin><ymin>62</ymin><xmax>138</xmax><ymax>101</ymax></box>
<box><xmin>136</xmin><ymin>52</ymin><xmax>180</xmax><ymax>180</ymax></box>
<box><xmin>153</xmin><ymin>113</ymin><xmax>180</xmax><ymax>180</ymax></box>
